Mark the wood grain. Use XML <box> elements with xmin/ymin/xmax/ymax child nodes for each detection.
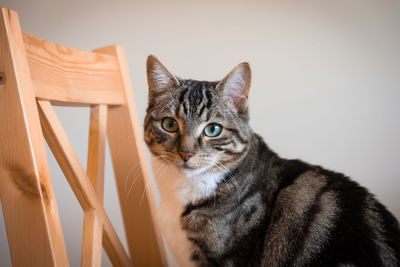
<box><xmin>95</xmin><ymin>45</ymin><xmax>167</xmax><ymax>266</ymax></box>
<box><xmin>87</xmin><ymin>105</ymin><xmax>107</xmax><ymax>202</ymax></box>
<box><xmin>81</xmin><ymin>211</ymin><xmax>103</xmax><ymax>267</ymax></box>
<box><xmin>38</xmin><ymin>100</ymin><xmax>132</xmax><ymax>267</ymax></box>
<box><xmin>1</xmin><ymin>6</ymin><xmax>165</xmax><ymax>266</ymax></box>
<box><xmin>0</xmin><ymin>8</ymin><xmax>69</xmax><ymax>267</ymax></box>
<box><xmin>23</xmin><ymin>32</ymin><xmax>125</xmax><ymax>105</ymax></box>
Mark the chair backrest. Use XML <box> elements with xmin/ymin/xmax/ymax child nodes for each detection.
<box><xmin>0</xmin><ymin>7</ymin><xmax>166</xmax><ymax>267</ymax></box>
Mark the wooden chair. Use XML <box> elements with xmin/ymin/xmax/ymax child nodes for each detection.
<box><xmin>0</xmin><ymin>7</ymin><xmax>166</xmax><ymax>266</ymax></box>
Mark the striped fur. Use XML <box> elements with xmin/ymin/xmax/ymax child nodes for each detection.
<box><xmin>144</xmin><ymin>56</ymin><xmax>400</xmax><ymax>266</ymax></box>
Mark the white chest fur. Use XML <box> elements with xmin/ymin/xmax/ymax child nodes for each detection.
<box><xmin>178</xmin><ymin>170</ymin><xmax>227</xmax><ymax>205</ymax></box>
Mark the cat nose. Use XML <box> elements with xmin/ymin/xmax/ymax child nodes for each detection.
<box><xmin>179</xmin><ymin>150</ymin><xmax>195</xmax><ymax>161</ymax></box>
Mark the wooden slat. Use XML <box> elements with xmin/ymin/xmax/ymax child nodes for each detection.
<box><xmin>81</xmin><ymin>211</ymin><xmax>103</xmax><ymax>267</ymax></box>
<box><xmin>81</xmin><ymin>105</ymin><xmax>107</xmax><ymax>267</ymax></box>
<box><xmin>37</xmin><ymin>100</ymin><xmax>132</xmax><ymax>267</ymax></box>
<box><xmin>86</xmin><ymin>105</ymin><xmax>107</xmax><ymax>202</ymax></box>
<box><xmin>22</xmin><ymin>32</ymin><xmax>125</xmax><ymax>105</ymax></box>
<box><xmin>95</xmin><ymin>45</ymin><xmax>166</xmax><ymax>266</ymax></box>
<box><xmin>0</xmin><ymin>8</ymin><xmax>69</xmax><ymax>266</ymax></box>
<box><xmin>38</xmin><ymin>101</ymin><xmax>98</xmax><ymax>211</ymax></box>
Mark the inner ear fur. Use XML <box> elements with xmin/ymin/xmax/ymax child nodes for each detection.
<box><xmin>146</xmin><ymin>55</ymin><xmax>180</xmax><ymax>99</ymax></box>
<box><xmin>216</xmin><ymin>62</ymin><xmax>251</xmax><ymax>113</ymax></box>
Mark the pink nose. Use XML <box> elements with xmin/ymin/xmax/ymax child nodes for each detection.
<box><xmin>179</xmin><ymin>151</ymin><xmax>194</xmax><ymax>161</ymax></box>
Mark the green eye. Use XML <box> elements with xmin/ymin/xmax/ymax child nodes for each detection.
<box><xmin>204</xmin><ymin>123</ymin><xmax>222</xmax><ymax>137</ymax></box>
<box><xmin>161</xmin><ymin>117</ymin><xmax>178</xmax><ymax>132</ymax></box>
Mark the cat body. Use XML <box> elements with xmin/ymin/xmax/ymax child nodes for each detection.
<box><xmin>144</xmin><ymin>56</ymin><xmax>400</xmax><ymax>266</ymax></box>
<box><xmin>181</xmin><ymin>134</ymin><xmax>400</xmax><ymax>266</ymax></box>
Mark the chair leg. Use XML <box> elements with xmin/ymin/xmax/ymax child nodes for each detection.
<box><xmin>94</xmin><ymin>45</ymin><xmax>166</xmax><ymax>267</ymax></box>
<box><xmin>0</xmin><ymin>8</ymin><xmax>69</xmax><ymax>266</ymax></box>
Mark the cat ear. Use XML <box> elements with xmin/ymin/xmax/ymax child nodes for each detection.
<box><xmin>146</xmin><ymin>55</ymin><xmax>180</xmax><ymax>99</ymax></box>
<box><xmin>216</xmin><ymin>62</ymin><xmax>251</xmax><ymax>113</ymax></box>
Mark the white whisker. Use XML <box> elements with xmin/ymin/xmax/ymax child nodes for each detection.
<box><xmin>215</xmin><ymin>162</ymin><xmax>239</xmax><ymax>189</ymax></box>
<box><xmin>140</xmin><ymin>163</ymin><xmax>167</xmax><ymax>207</ymax></box>
<box><xmin>125</xmin><ymin>157</ymin><xmax>165</xmax><ymax>204</ymax></box>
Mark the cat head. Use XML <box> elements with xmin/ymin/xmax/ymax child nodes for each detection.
<box><xmin>144</xmin><ymin>55</ymin><xmax>252</xmax><ymax>177</ymax></box>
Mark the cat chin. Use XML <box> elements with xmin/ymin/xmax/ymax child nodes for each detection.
<box><xmin>180</xmin><ymin>165</ymin><xmax>212</xmax><ymax>178</ymax></box>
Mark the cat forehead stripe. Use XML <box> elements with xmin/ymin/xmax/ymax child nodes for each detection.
<box><xmin>177</xmin><ymin>79</ymin><xmax>216</xmax><ymax>118</ymax></box>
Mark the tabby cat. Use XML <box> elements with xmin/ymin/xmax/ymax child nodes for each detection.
<box><xmin>144</xmin><ymin>55</ymin><xmax>400</xmax><ymax>266</ymax></box>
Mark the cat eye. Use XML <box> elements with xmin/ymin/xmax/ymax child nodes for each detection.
<box><xmin>204</xmin><ymin>123</ymin><xmax>222</xmax><ymax>137</ymax></box>
<box><xmin>161</xmin><ymin>117</ymin><xmax>179</xmax><ymax>132</ymax></box>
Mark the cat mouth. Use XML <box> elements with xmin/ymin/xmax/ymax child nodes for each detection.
<box><xmin>179</xmin><ymin>161</ymin><xmax>218</xmax><ymax>177</ymax></box>
<box><xmin>180</xmin><ymin>161</ymin><xmax>197</xmax><ymax>169</ymax></box>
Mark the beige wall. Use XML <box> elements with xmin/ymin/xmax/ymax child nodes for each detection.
<box><xmin>0</xmin><ymin>0</ymin><xmax>399</xmax><ymax>266</ymax></box>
